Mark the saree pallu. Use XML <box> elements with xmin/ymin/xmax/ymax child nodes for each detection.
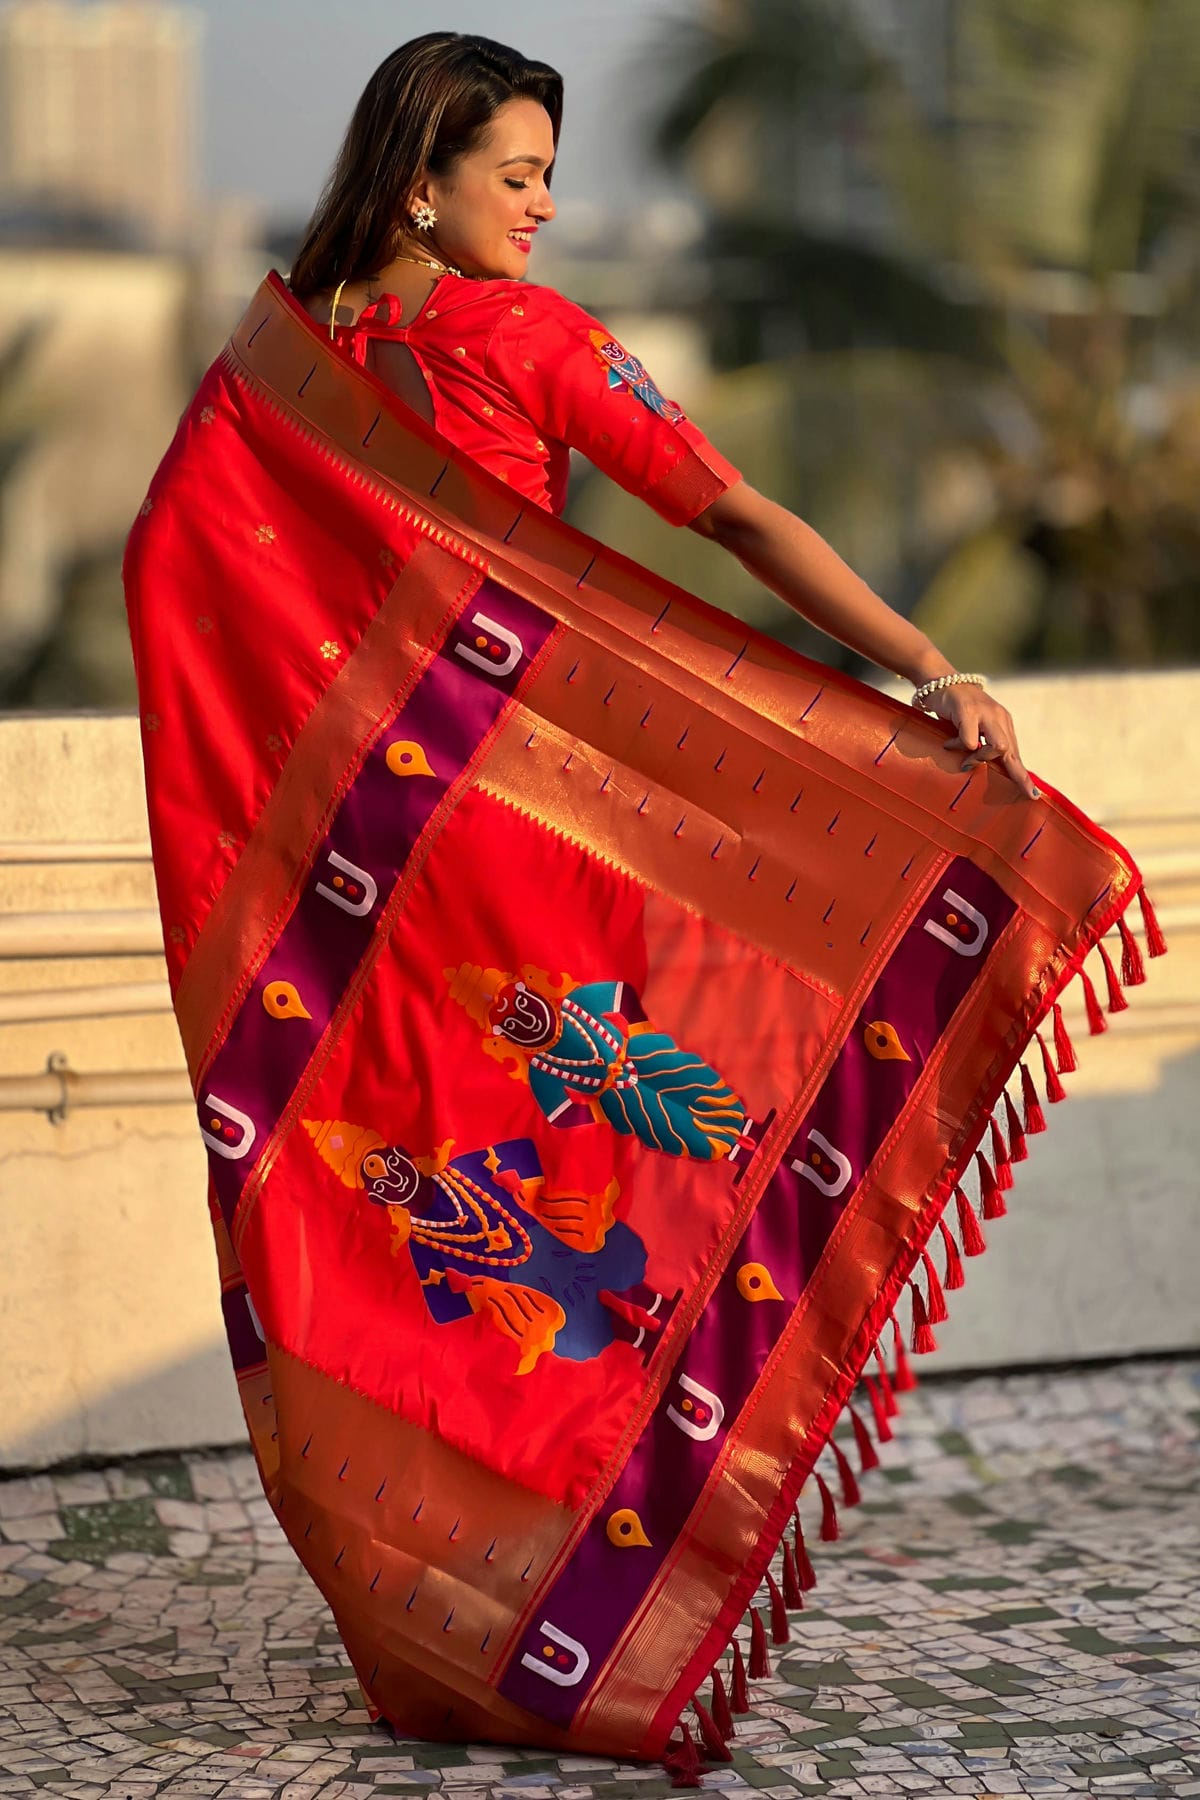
<box><xmin>124</xmin><ymin>273</ymin><xmax>1166</xmax><ymax>1769</ymax></box>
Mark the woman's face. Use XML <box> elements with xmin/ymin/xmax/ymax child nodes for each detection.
<box><xmin>412</xmin><ymin>96</ymin><xmax>557</xmax><ymax>280</ymax></box>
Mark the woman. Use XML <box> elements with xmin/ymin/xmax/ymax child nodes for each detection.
<box><xmin>124</xmin><ymin>30</ymin><xmax>1163</xmax><ymax>1776</ymax></box>
<box><xmin>289</xmin><ymin>36</ymin><xmax>1034</xmax><ymax>795</ymax></box>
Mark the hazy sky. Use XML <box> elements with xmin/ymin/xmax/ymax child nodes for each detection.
<box><xmin>190</xmin><ymin>0</ymin><xmax>688</xmax><ymax>222</ymax></box>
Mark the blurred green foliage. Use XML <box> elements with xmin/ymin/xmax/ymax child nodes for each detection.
<box><xmin>584</xmin><ymin>0</ymin><xmax>1200</xmax><ymax>673</ymax></box>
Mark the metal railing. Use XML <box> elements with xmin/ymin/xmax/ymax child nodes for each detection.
<box><xmin>0</xmin><ymin>1057</ymin><xmax>191</xmax><ymax>1123</ymax></box>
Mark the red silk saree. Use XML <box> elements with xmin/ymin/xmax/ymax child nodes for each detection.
<box><xmin>124</xmin><ymin>272</ymin><xmax>1166</xmax><ymax>1770</ymax></box>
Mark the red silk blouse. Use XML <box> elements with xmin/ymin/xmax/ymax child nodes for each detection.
<box><xmin>331</xmin><ymin>273</ymin><xmax>741</xmax><ymax>526</ymax></box>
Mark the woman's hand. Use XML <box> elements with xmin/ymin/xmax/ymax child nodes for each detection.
<box><xmin>932</xmin><ymin>686</ymin><xmax>1041</xmax><ymax>801</ymax></box>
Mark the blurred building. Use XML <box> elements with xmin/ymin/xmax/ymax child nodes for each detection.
<box><xmin>0</xmin><ymin>239</ymin><xmax>192</xmax><ymax>706</ymax></box>
<box><xmin>0</xmin><ymin>0</ymin><xmax>201</xmax><ymax>249</ymax></box>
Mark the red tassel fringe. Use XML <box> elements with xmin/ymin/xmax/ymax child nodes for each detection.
<box><xmin>748</xmin><ymin>1605</ymin><xmax>771</xmax><ymax>1678</ymax></box>
<box><xmin>664</xmin><ymin>1720</ymin><xmax>704</xmax><ymax>1787</ymax></box>
<box><xmin>1035</xmin><ymin>1031</ymin><xmax>1067</xmax><ymax>1103</ymax></box>
<box><xmin>730</xmin><ymin>1637</ymin><xmax>750</xmax><ymax>1712</ymax></box>
<box><xmin>921</xmin><ymin>1248</ymin><xmax>949</xmax><ymax>1325</ymax></box>
<box><xmin>814</xmin><ymin>1470</ymin><xmax>839</xmax><ymax>1541</ymax></box>
<box><xmin>938</xmin><ymin>1216</ymin><xmax>965</xmax><ymax>1289</ymax></box>
<box><xmin>781</xmin><ymin>1537</ymin><xmax>805</xmax><ymax>1607</ymax></box>
<box><xmin>989</xmin><ymin>1114</ymin><xmax>1014</xmax><ymax>1190</ymax></box>
<box><xmin>766</xmin><ymin>1571</ymin><xmax>789</xmax><ymax>1644</ymax></box>
<box><xmin>1003</xmin><ymin>1088</ymin><xmax>1028</xmax><ymax>1161</ymax></box>
<box><xmin>830</xmin><ymin>1437</ymin><xmax>861</xmax><ymax>1507</ymax></box>
<box><xmin>693</xmin><ymin>1695</ymin><xmax>732</xmax><ymax>1762</ymax></box>
<box><xmin>1097</xmin><ymin>941</ymin><xmax>1128</xmax><ymax>1014</ymax></box>
<box><xmin>1020</xmin><ymin>1060</ymin><xmax>1047</xmax><ymax>1133</ymax></box>
<box><xmin>793</xmin><ymin>1513</ymin><xmax>817</xmax><ymax>1589</ymax></box>
<box><xmin>850</xmin><ymin>1404</ymin><xmax>880</xmax><ymax>1471</ymax></box>
<box><xmin>1052</xmin><ymin>1000</ymin><xmax>1079</xmax><ymax>1071</ymax></box>
<box><xmin>975</xmin><ymin>1148</ymin><xmax>1006</xmax><ymax>1220</ymax></box>
<box><xmin>874</xmin><ymin>1344</ymin><xmax>898</xmax><ymax>1416</ymax></box>
<box><xmin>909</xmin><ymin>1278</ymin><xmax>937</xmax><ymax>1354</ymax></box>
<box><xmin>864</xmin><ymin>1373</ymin><xmax>894</xmax><ymax>1441</ymax></box>
<box><xmin>1139</xmin><ymin>887</ymin><xmax>1167</xmax><ymax>957</ymax></box>
<box><xmin>955</xmin><ymin>1183</ymin><xmax>987</xmax><ymax>1255</ymax></box>
<box><xmin>1118</xmin><ymin>912</ymin><xmax>1146</xmax><ymax>986</ymax></box>
<box><xmin>1078</xmin><ymin>965</ymin><xmax>1107</xmax><ymax>1036</ymax></box>
<box><xmin>711</xmin><ymin>1665</ymin><xmax>734</xmax><ymax>1737</ymax></box>
<box><xmin>891</xmin><ymin>1314</ymin><xmax>917</xmax><ymax>1390</ymax></box>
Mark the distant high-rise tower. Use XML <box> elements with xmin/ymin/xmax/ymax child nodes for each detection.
<box><xmin>0</xmin><ymin>0</ymin><xmax>201</xmax><ymax>246</ymax></box>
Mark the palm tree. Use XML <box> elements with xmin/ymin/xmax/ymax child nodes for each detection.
<box><xmin>625</xmin><ymin>0</ymin><xmax>1200</xmax><ymax>670</ymax></box>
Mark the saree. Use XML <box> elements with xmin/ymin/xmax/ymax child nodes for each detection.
<box><xmin>124</xmin><ymin>272</ymin><xmax>1166</xmax><ymax>1771</ymax></box>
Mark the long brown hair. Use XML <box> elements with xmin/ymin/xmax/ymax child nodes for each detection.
<box><xmin>289</xmin><ymin>33</ymin><xmax>563</xmax><ymax>299</ymax></box>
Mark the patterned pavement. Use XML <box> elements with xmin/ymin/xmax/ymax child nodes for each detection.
<box><xmin>0</xmin><ymin>1358</ymin><xmax>1196</xmax><ymax>1800</ymax></box>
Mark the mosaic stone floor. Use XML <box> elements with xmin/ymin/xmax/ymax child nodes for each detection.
<box><xmin>0</xmin><ymin>1358</ymin><xmax>1196</xmax><ymax>1800</ymax></box>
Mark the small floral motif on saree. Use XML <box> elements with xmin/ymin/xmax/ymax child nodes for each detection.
<box><xmin>256</xmin><ymin>523</ymin><xmax>277</xmax><ymax>544</ymax></box>
<box><xmin>588</xmin><ymin>329</ymin><xmax>685</xmax><ymax>424</ymax></box>
<box><xmin>320</xmin><ymin>639</ymin><xmax>342</xmax><ymax>661</ymax></box>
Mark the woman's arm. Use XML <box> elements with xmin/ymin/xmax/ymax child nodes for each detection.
<box><xmin>692</xmin><ymin>481</ymin><xmax>1039</xmax><ymax>801</ymax></box>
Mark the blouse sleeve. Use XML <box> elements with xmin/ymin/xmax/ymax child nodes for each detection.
<box><xmin>484</xmin><ymin>286</ymin><xmax>741</xmax><ymax>526</ymax></box>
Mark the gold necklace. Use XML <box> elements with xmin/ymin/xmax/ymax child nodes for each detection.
<box><xmin>390</xmin><ymin>251</ymin><xmax>463</xmax><ymax>278</ymax></box>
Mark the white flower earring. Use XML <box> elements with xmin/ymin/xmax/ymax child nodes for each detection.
<box><xmin>411</xmin><ymin>203</ymin><xmax>437</xmax><ymax>231</ymax></box>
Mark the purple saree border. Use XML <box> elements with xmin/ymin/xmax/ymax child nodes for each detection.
<box><xmin>222</xmin><ymin>1280</ymin><xmax>268</xmax><ymax>1377</ymax></box>
<box><xmin>197</xmin><ymin>577</ymin><xmax>554</xmax><ymax>1235</ymax></box>
<box><xmin>497</xmin><ymin>856</ymin><xmax>1016</xmax><ymax>1726</ymax></box>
